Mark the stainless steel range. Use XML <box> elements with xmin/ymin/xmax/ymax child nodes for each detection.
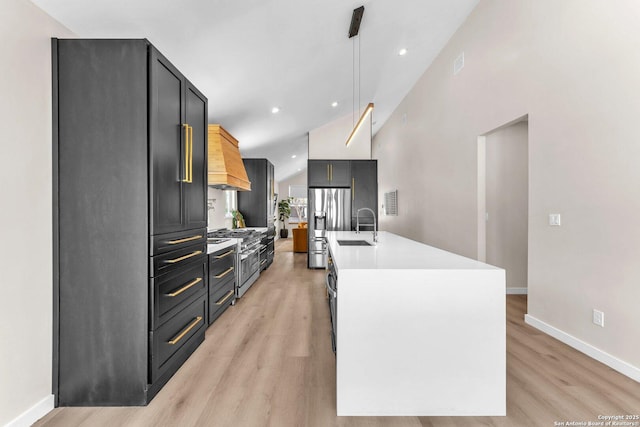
<box><xmin>208</xmin><ymin>229</ymin><xmax>263</xmax><ymax>298</ymax></box>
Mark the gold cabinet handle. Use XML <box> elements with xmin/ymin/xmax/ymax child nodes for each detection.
<box><xmin>214</xmin><ymin>250</ymin><xmax>234</xmax><ymax>259</ymax></box>
<box><xmin>215</xmin><ymin>290</ymin><xmax>234</xmax><ymax>306</ymax></box>
<box><xmin>214</xmin><ymin>266</ymin><xmax>234</xmax><ymax>279</ymax></box>
<box><xmin>188</xmin><ymin>125</ymin><xmax>194</xmax><ymax>183</ymax></box>
<box><xmin>166</xmin><ymin>277</ymin><xmax>202</xmax><ymax>297</ymax></box>
<box><xmin>165</xmin><ymin>250</ymin><xmax>202</xmax><ymax>264</ymax></box>
<box><xmin>182</xmin><ymin>124</ymin><xmax>190</xmax><ymax>183</ymax></box>
<box><xmin>167</xmin><ymin>235</ymin><xmax>202</xmax><ymax>245</ymax></box>
<box><xmin>167</xmin><ymin>316</ymin><xmax>203</xmax><ymax>345</ymax></box>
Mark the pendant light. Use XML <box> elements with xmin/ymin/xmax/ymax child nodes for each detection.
<box><xmin>345</xmin><ymin>5</ymin><xmax>374</xmax><ymax>147</ymax></box>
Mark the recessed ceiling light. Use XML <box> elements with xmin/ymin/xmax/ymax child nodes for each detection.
<box><xmin>331</xmin><ymin>101</ymin><xmax>338</xmax><ymax>108</ymax></box>
<box><xmin>398</xmin><ymin>48</ymin><xmax>408</xmax><ymax>56</ymax></box>
<box><xmin>271</xmin><ymin>107</ymin><xmax>280</xmax><ymax>114</ymax></box>
<box><xmin>298</xmin><ymin>168</ymin><xmax>302</xmax><ymax>171</ymax></box>
<box><xmin>291</xmin><ymin>154</ymin><xmax>297</xmax><ymax>159</ymax></box>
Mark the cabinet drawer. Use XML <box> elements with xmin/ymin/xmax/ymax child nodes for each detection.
<box><xmin>208</xmin><ymin>248</ymin><xmax>234</xmax><ymax>273</ymax></box>
<box><xmin>152</xmin><ymin>228</ymin><xmax>207</xmax><ymax>255</ymax></box>
<box><xmin>208</xmin><ymin>248</ymin><xmax>235</xmax><ymax>287</ymax></box>
<box><xmin>208</xmin><ymin>280</ymin><xmax>235</xmax><ymax>324</ymax></box>
<box><xmin>210</xmin><ymin>270</ymin><xmax>234</xmax><ymax>295</ymax></box>
<box><xmin>152</xmin><ymin>242</ymin><xmax>206</xmax><ymax>277</ymax></box>
<box><xmin>152</xmin><ymin>295</ymin><xmax>206</xmax><ymax>380</ymax></box>
<box><xmin>153</xmin><ymin>260</ymin><xmax>207</xmax><ymax>329</ymax></box>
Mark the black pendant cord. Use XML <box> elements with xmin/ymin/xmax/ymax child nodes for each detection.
<box><xmin>353</xmin><ymin>37</ymin><xmax>356</xmax><ymax>128</ymax></box>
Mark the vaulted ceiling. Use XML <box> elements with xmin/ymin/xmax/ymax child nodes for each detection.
<box><xmin>31</xmin><ymin>0</ymin><xmax>478</xmax><ymax>180</ymax></box>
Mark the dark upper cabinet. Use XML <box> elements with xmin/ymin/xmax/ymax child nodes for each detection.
<box><xmin>308</xmin><ymin>160</ymin><xmax>351</xmax><ymax>187</ymax></box>
<box><xmin>184</xmin><ymin>83</ymin><xmax>208</xmax><ymax>229</ymax></box>
<box><xmin>237</xmin><ymin>158</ymin><xmax>276</xmax><ymax>227</ymax></box>
<box><xmin>54</xmin><ymin>39</ymin><xmax>207</xmax><ymax>406</ymax></box>
<box><xmin>350</xmin><ymin>160</ymin><xmax>378</xmax><ymax>230</ymax></box>
<box><xmin>150</xmin><ymin>50</ymin><xmax>207</xmax><ymax>234</ymax></box>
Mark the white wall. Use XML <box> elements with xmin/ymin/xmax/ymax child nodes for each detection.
<box><xmin>374</xmin><ymin>0</ymin><xmax>640</xmax><ymax>375</ymax></box>
<box><xmin>0</xmin><ymin>0</ymin><xmax>74</xmax><ymax>425</ymax></box>
<box><xmin>309</xmin><ymin>112</ymin><xmax>371</xmax><ymax>159</ymax></box>
<box><xmin>207</xmin><ymin>187</ymin><xmax>231</xmax><ymax>230</ymax></box>
<box><xmin>485</xmin><ymin>121</ymin><xmax>528</xmax><ymax>290</ymax></box>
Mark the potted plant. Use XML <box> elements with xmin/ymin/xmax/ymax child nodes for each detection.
<box><xmin>278</xmin><ymin>197</ymin><xmax>293</xmax><ymax>238</ymax></box>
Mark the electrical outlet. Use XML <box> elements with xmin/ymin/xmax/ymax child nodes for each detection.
<box><xmin>549</xmin><ymin>214</ymin><xmax>561</xmax><ymax>226</ymax></box>
<box><xmin>592</xmin><ymin>309</ymin><xmax>604</xmax><ymax>327</ymax></box>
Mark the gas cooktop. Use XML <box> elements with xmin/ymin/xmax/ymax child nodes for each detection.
<box><xmin>206</xmin><ymin>237</ymin><xmax>231</xmax><ymax>244</ymax></box>
<box><xmin>208</xmin><ymin>229</ymin><xmax>262</xmax><ymax>239</ymax></box>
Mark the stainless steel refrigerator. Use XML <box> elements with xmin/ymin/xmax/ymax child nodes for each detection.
<box><xmin>308</xmin><ymin>188</ymin><xmax>351</xmax><ymax>268</ymax></box>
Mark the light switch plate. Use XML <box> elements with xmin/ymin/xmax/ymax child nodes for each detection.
<box><xmin>549</xmin><ymin>214</ymin><xmax>561</xmax><ymax>226</ymax></box>
<box><xmin>593</xmin><ymin>309</ymin><xmax>604</xmax><ymax>327</ymax></box>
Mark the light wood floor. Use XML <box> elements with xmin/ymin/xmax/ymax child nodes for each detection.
<box><xmin>37</xmin><ymin>239</ymin><xmax>640</xmax><ymax>427</ymax></box>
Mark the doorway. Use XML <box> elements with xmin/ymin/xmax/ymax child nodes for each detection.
<box><xmin>478</xmin><ymin>116</ymin><xmax>529</xmax><ymax>294</ymax></box>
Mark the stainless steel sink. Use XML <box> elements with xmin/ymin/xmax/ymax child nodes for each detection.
<box><xmin>337</xmin><ymin>240</ymin><xmax>372</xmax><ymax>246</ymax></box>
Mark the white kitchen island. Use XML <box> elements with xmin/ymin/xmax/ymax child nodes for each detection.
<box><xmin>326</xmin><ymin>231</ymin><xmax>505</xmax><ymax>416</ymax></box>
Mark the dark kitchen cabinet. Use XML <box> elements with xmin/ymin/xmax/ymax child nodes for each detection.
<box><xmin>237</xmin><ymin>158</ymin><xmax>276</xmax><ymax>227</ymax></box>
<box><xmin>350</xmin><ymin>160</ymin><xmax>378</xmax><ymax>230</ymax></box>
<box><xmin>308</xmin><ymin>160</ymin><xmax>351</xmax><ymax>187</ymax></box>
<box><xmin>150</xmin><ymin>50</ymin><xmax>207</xmax><ymax>234</ymax></box>
<box><xmin>259</xmin><ymin>228</ymin><xmax>275</xmax><ymax>271</ymax></box>
<box><xmin>208</xmin><ymin>246</ymin><xmax>236</xmax><ymax>324</ymax></box>
<box><xmin>53</xmin><ymin>38</ymin><xmax>207</xmax><ymax>406</ymax></box>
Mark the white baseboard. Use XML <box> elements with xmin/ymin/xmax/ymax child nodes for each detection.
<box><xmin>506</xmin><ymin>287</ymin><xmax>528</xmax><ymax>295</ymax></box>
<box><xmin>525</xmin><ymin>314</ymin><xmax>640</xmax><ymax>383</ymax></box>
<box><xmin>5</xmin><ymin>394</ymin><xmax>54</xmax><ymax>427</ymax></box>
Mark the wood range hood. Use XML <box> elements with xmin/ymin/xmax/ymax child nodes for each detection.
<box><xmin>207</xmin><ymin>124</ymin><xmax>251</xmax><ymax>191</ymax></box>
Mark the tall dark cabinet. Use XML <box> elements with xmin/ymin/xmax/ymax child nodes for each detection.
<box><xmin>53</xmin><ymin>39</ymin><xmax>208</xmax><ymax>406</ymax></box>
<box><xmin>350</xmin><ymin>160</ymin><xmax>378</xmax><ymax>230</ymax></box>
<box><xmin>237</xmin><ymin>158</ymin><xmax>276</xmax><ymax>227</ymax></box>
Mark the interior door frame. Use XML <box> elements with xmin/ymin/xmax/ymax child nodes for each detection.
<box><xmin>477</xmin><ymin>114</ymin><xmax>529</xmax><ymax>294</ymax></box>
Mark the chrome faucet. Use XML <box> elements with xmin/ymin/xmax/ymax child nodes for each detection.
<box><xmin>356</xmin><ymin>207</ymin><xmax>378</xmax><ymax>243</ymax></box>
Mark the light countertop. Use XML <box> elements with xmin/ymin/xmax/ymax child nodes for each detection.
<box><xmin>326</xmin><ymin>231</ymin><xmax>500</xmax><ymax>272</ymax></box>
<box><xmin>207</xmin><ymin>238</ymin><xmax>239</xmax><ymax>255</ymax></box>
<box><xmin>330</xmin><ymin>230</ymin><xmax>506</xmax><ymax>416</ymax></box>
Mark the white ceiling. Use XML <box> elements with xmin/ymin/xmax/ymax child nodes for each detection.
<box><xmin>31</xmin><ymin>0</ymin><xmax>478</xmax><ymax>180</ymax></box>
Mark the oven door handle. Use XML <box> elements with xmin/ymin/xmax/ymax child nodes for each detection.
<box><xmin>326</xmin><ymin>273</ymin><xmax>336</xmax><ymax>298</ymax></box>
<box><xmin>241</xmin><ymin>248</ymin><xmax>260</xmax><ymax>260</ymax></box>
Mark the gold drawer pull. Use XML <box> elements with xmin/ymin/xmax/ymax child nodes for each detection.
<box><xmin>214</xmin><ymin>250</ymin><xmax>234</xmax><ymax>259</ymax></box>
<box><xmin>168</xmin><ymin>316</ymin><xmax>202</xmax><ymax>345</ymax></box>
<box><xmin>215</xmin><ymin>290</ymin><xmax>234</xmax><ymax>306</ymax></box>
<box><xmin>165</xmin><ymin>250</ymin><xmax>202</xmax><ymax>264</ymax></box>
<box><xmin>214</xmin><ymin>266</ymin><xmax>234</xmax><ymax>279</ymax></box>
<box><xmin>166</xmin><ymin>277</ymin><xmax>202</xmax><ymax>297</ymax></box>
<box><xmin>167</xmin><ymin>235</ymin><xmax>202</xmax><ymax>245</ymax></box>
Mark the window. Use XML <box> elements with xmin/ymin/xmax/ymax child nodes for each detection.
<box><xmin>289</xmin><ymin>185</ymin><xmax>308</xmax><ymax>223</ymax></box>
